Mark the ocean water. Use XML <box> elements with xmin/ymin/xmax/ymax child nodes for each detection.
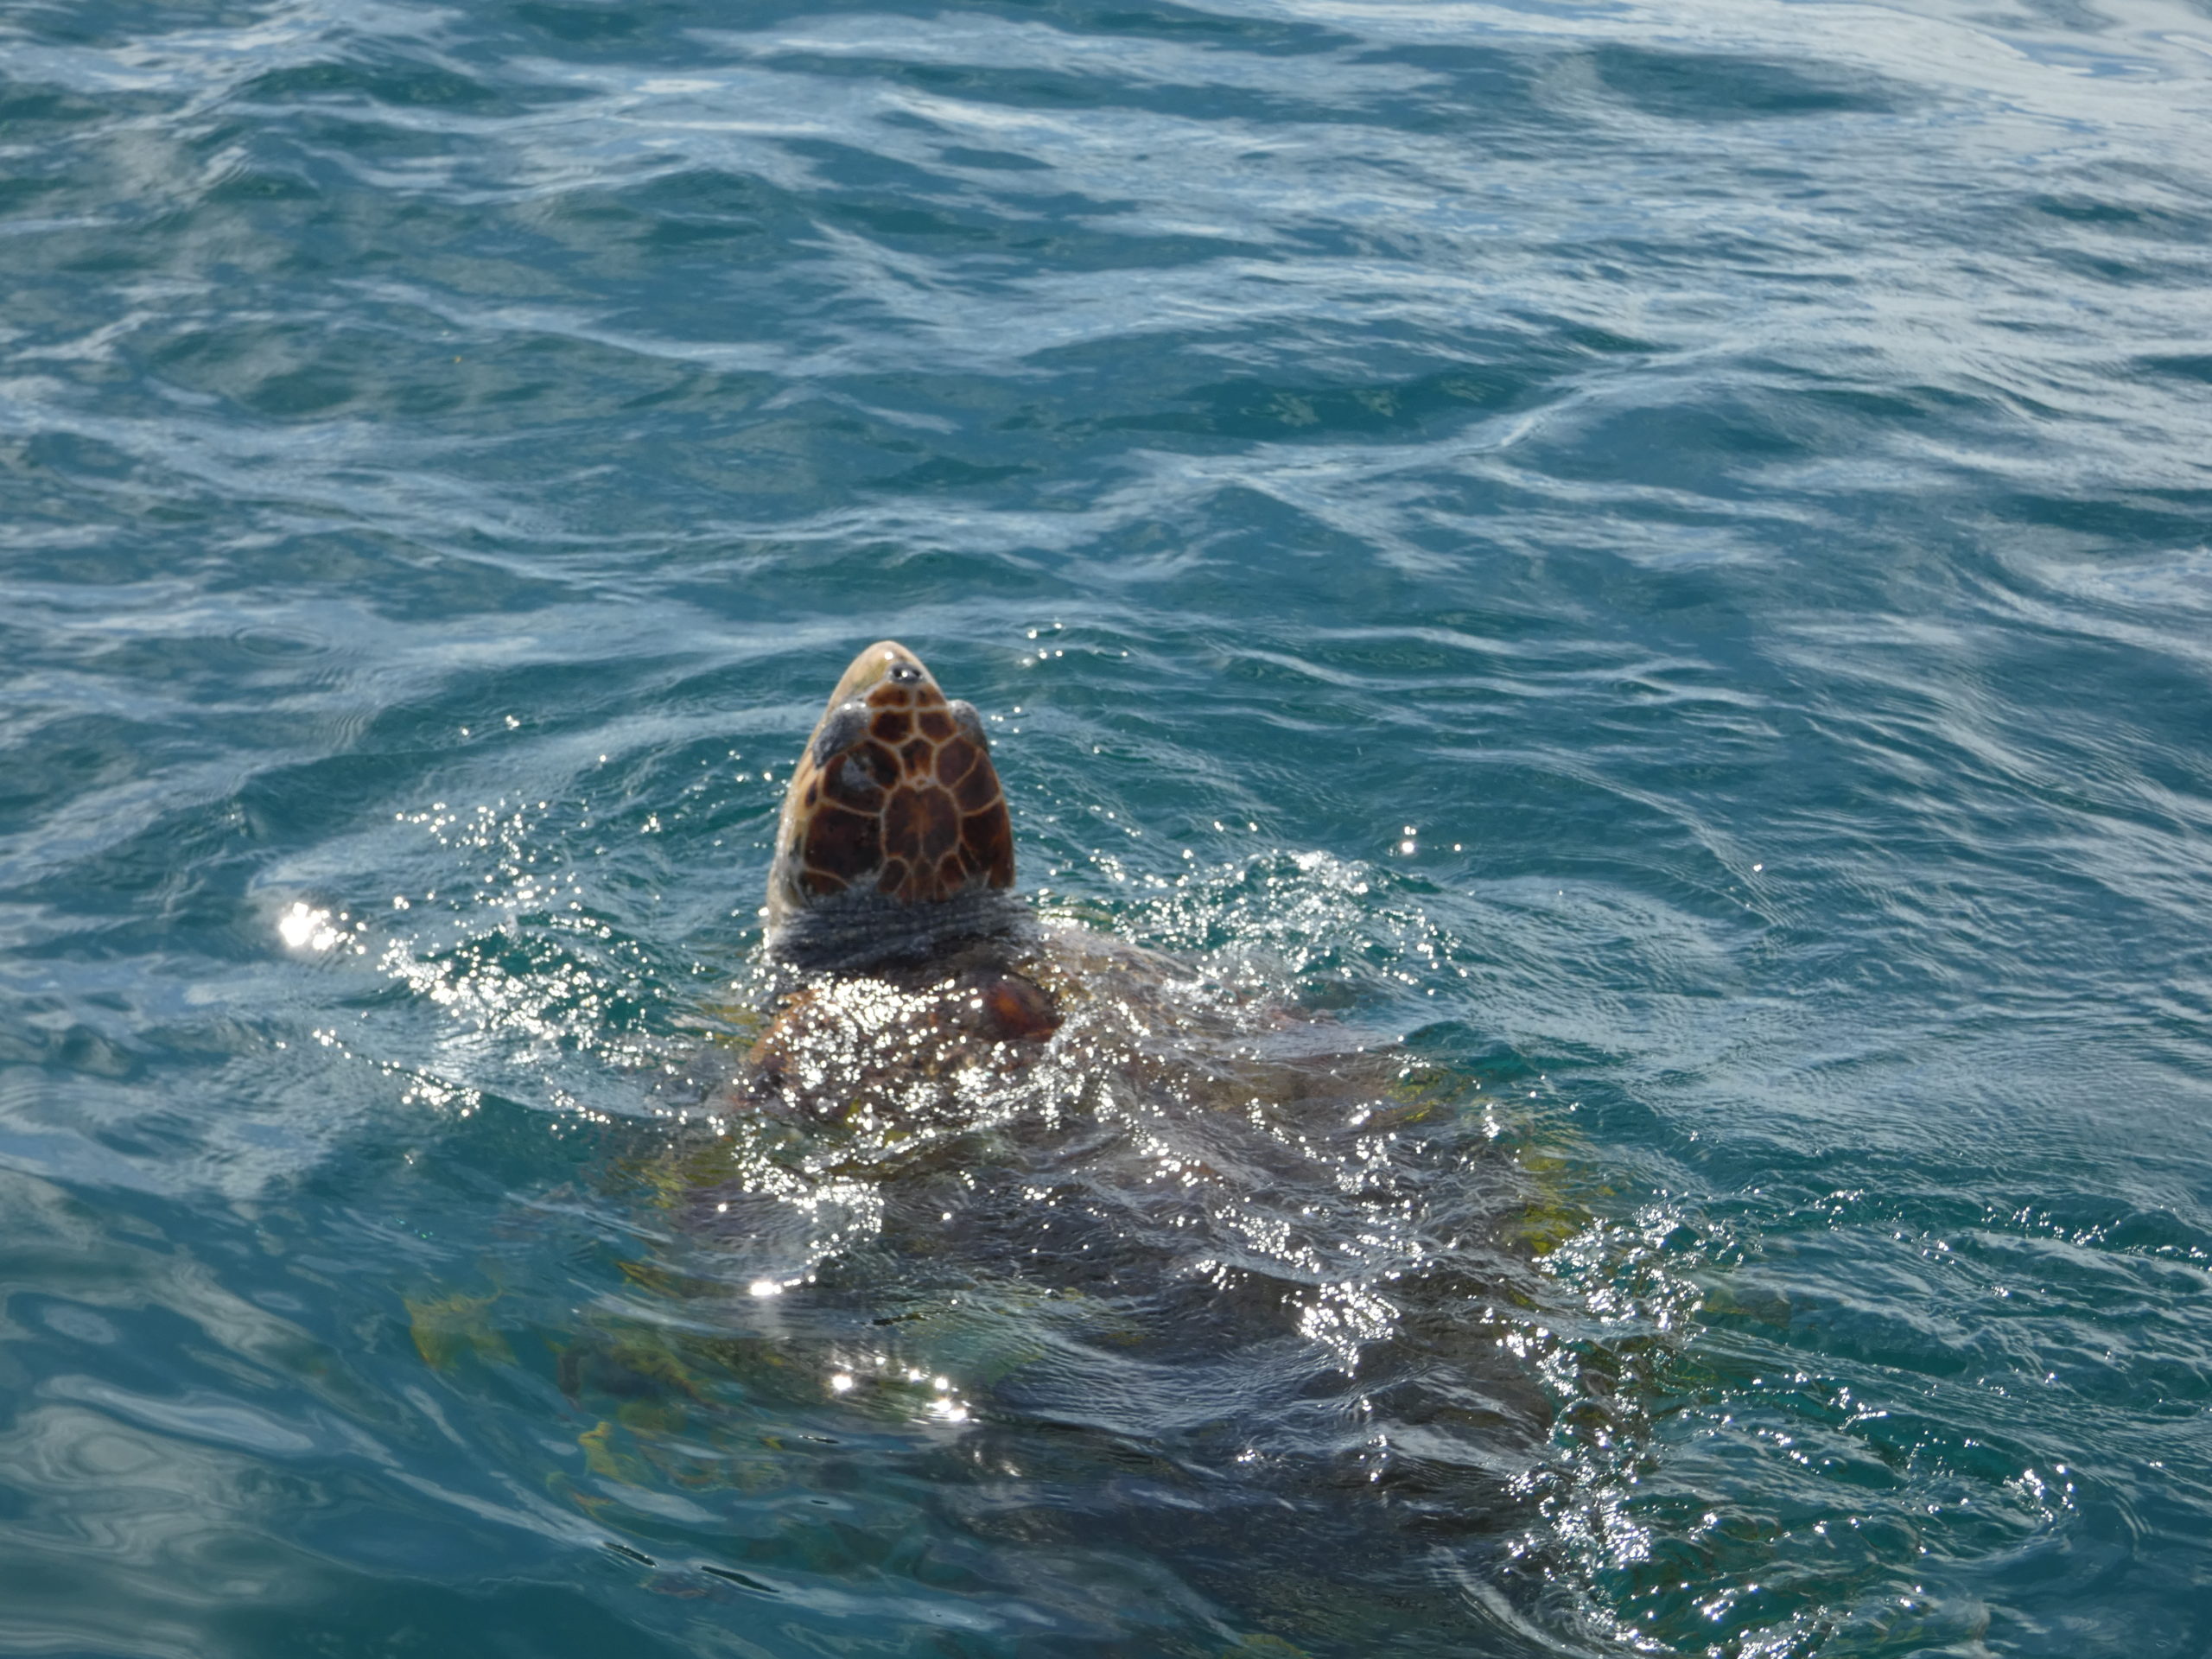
<box><xmin>3</xmin><ymin>0</ymin><xmax>2210</xmax><ymax>1652</ymax></box>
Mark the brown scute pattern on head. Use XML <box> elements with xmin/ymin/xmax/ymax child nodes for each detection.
<box><xmin>798</xmin><ymin>804</ymin><xmax>880</xmax><ymax>895</ymax></box>
<box><xmin>820</xmin><ymin>751</ymin><xmax>886</xmax><ymax>813</ymax></box>
<box><xmin>936</xmin><ymin>741</ymin><xmax>976</xmax><ymax>786</ymax></box>
<box><xmin>952</xmin><ymin>758</ymin><xmax>1001</xmax><ymax>814</ymax></box>
<box><xmin>773</xmin><ymin>641</ymin><xmax>1015</xmax><ymax>918</ymax></box>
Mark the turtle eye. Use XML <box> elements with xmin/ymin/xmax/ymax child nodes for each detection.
<box><xmin>887</xmin><ymin>662</ymin><xmax>921</xmax><ymax>684</ymax></box>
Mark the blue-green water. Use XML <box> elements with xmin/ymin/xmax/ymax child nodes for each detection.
<box><xmin>4</xmin><ymin>0</ymin><xmax>2210</xmax><ymax>1651</ymax></box>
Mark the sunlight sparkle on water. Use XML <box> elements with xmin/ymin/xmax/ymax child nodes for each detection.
<box><xmin>277</xmin><ymin>901</ymin><xmax>345</xmax><ymax>952</ymax></box>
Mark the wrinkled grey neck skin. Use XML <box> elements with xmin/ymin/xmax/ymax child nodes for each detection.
<box><xmin>764</xmin><ymin>883</ymin><xmax>1036</xmax><ymax>975</ymax></box>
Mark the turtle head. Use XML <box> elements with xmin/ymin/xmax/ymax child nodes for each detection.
<box><xmin>765</xmin><ymin>641</ymin><xmax>1018</xmax><ymax>964</ymax></box>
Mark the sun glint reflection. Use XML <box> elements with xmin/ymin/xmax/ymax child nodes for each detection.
<box><xmin>277</xmin><ymin>900</ymin><xmax>346</xmax><ymax>953</ymax></box>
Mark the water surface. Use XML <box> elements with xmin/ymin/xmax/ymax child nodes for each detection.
<box><xmin>3</xmin><ymin>0</ymin><xmax>2211</xmax><ymax>1652</ymax></box>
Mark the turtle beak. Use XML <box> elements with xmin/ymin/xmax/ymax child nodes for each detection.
<box><xmin>825</xmin><ymin>640</ymin><xmax>934</xmax><ymax>709</ymax></box>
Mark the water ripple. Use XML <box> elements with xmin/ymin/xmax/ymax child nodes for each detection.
<box><xmin>4</xmin><ymin>0</ymin><xmax>2212</xmax><ymax>1650</ymax></box>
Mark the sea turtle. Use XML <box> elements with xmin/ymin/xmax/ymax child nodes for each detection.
<box><xmin>537</xmin><ymin>642</ymin><xmax>1599</xmax><ymax>1649</ymax></box>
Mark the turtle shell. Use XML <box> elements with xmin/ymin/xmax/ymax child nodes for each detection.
<box><xmin>767</xmin><ymin>642</ymin><xmax>1014</xmax><ymax>928</ymax></box>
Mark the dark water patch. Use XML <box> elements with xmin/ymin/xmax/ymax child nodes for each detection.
<box><xmin>511</xmin><ymin>1</ymin><xmax>664</xmax><ymax>48</ymax></box>
<box><xmin>238</xmin><ymin>54</ymin><xmax>532</xmax><ymax>118</ymax></box>
<box><xmin>1589</xmin><ymin>44</ymin><xmax>1911</xmax><ymax>123</ymax></box>
<box><xmin>938</xmin><ymin>143</ymin><xmax>1054</xmax><ymax>172</ymax></box>
<box><xmin>2137</xmin><ymin>351</ymin><xmax>2212</xmax><ymax>385</ymax></box>
<box><xmin>1104</xmin><ymin>365</ymin><xmax>1537</xmax><ymax>442</ymax></box>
